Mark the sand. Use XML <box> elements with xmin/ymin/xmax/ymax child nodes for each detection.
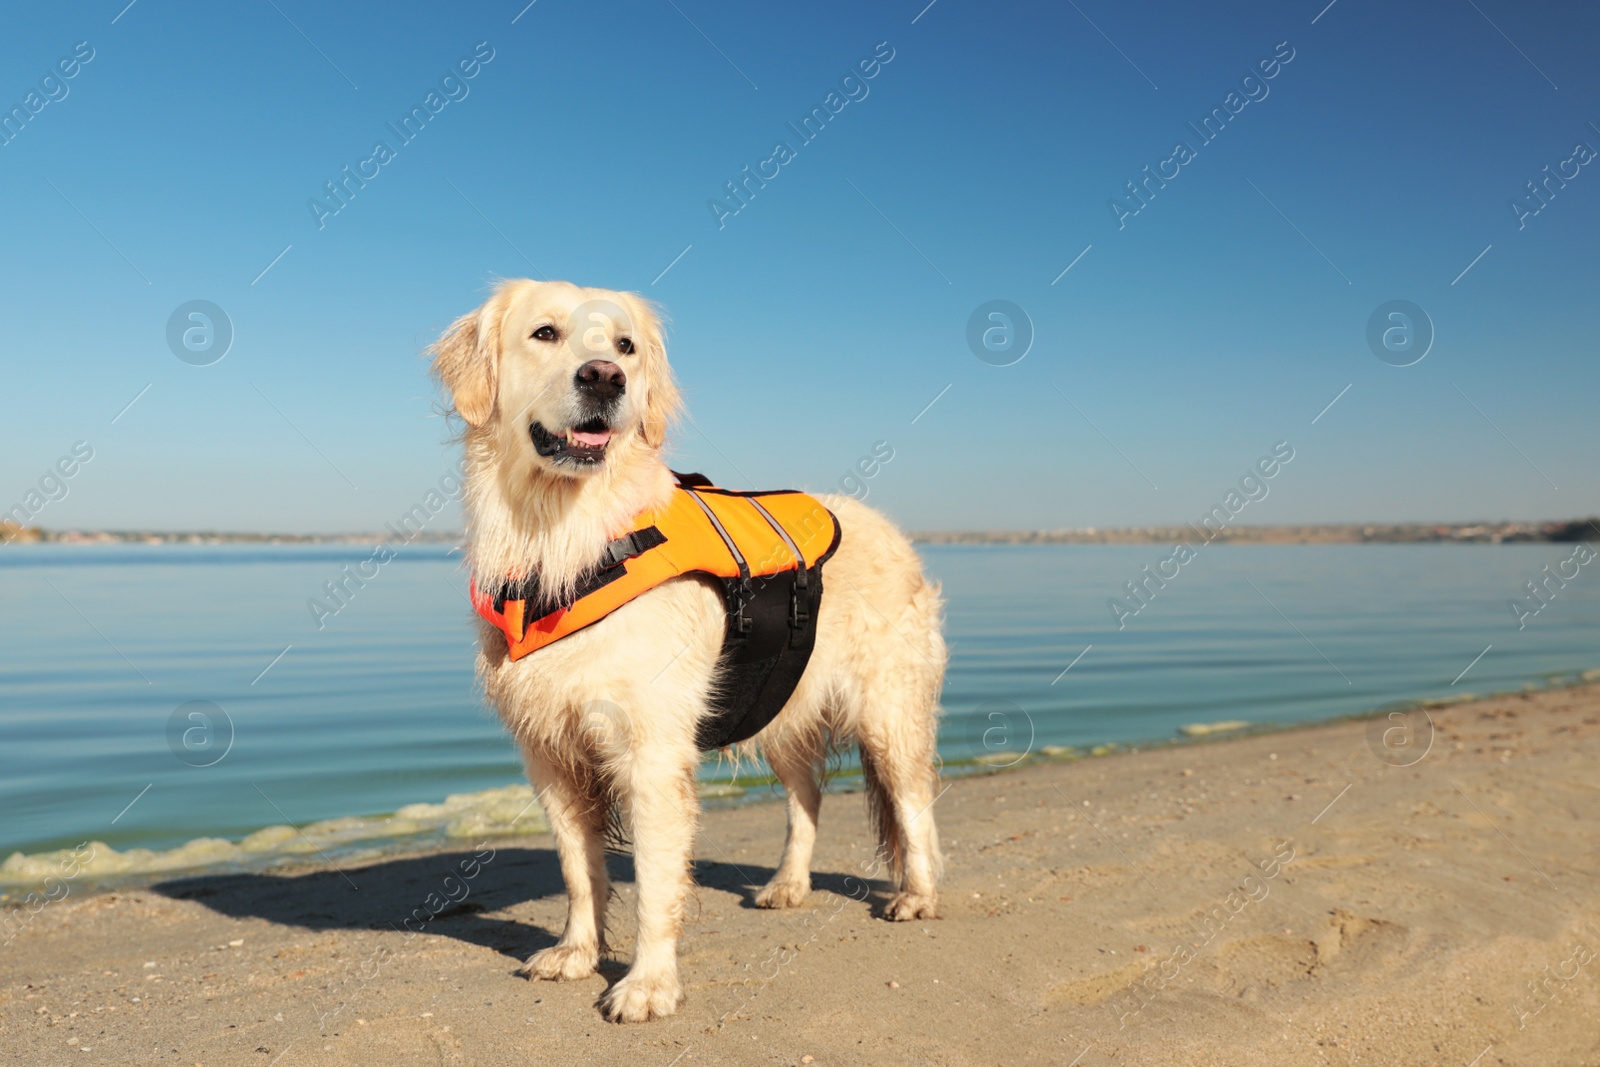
<box><xmin>7</xmin><ymin>683</ymin><xmax>1600</xmax><ymax>1066</ymax></box>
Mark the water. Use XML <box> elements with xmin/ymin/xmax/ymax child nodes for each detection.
<box><xmin>1</xmin><ymin>541</ymin><xmax>1596</xmax><ymax>879</ymax></box>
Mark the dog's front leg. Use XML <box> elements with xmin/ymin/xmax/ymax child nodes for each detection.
<box><xmin>519</xmin><ymin>751</ymin><xmax>608</xmax><ymax>982</ymax></box>
<box><xmin>600</xmin><ymin>750</ymin><xmax>697</xmax><ymax>1023</ymax></box>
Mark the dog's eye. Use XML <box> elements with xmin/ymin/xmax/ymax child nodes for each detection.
<box><xmin>531</xmin><ymin>325</ymin><xmax>558</xmax><ymax>342</ymax></box>
<box><xmin>616</xmin><ymin>337</ymin><xmax>635</xmax><ymax>355</ymax></box>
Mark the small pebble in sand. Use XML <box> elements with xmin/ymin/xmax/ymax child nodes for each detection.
<box><xmin>1181</xmin><ymin>769</ymin><xmax>1194</xmax><ymax>776</ymax></box>
<box><xmin>1269</xmin><ymin>754</ymin><xmax>1278</xmax><ymax>760</ymax></box>
<box><xmin>802</xmin><ymin>1057</ymin><xmax>815</xmax><ymax>1064</ymax></box>
<box><xmin>228</xmin><ymin>939</ymin><xmax>244</xmax><ymax>947</ymax></box>
<box><xmin>887</xmin><ymin>980</ymin><xmax>898</xmax><ymax>988</ymax></box>
<box><xmin>142</xmin><ymin>962</ymin><xmax>156</xmax><ymax>969</ymax></box>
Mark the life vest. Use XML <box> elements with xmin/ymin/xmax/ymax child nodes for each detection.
<box><xmin>472</xmin><ymin>472</ymin><xmax>841</xmax><ymax>750</ymax></box>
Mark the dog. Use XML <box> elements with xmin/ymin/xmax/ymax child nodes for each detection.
<box><xmin>430</xmin><ymin>279</ymin><xmax>946</xmax><ymax>1023</ymax></box>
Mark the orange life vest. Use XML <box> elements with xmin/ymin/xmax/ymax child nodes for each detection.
<box><xmin>472</xmin><ymin>473</ymin><xmax>841</xmax><ymax>749</ymax></box>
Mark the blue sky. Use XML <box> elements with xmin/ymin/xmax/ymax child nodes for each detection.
<box><xmin>1</xmin><ymin>0</ymin><xmax>1596</xmax><ymax>533</ymax></box>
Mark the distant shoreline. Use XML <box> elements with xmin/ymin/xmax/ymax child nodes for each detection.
<box><xmin>2</xmin><ymin>517</ymin><xmax>1595</xmax><ymax>546</ymax></box>
<box><xmin>912</xmin><ymin>517</ymin><xmax>1599</xmax><ymax>545</ymax></box>
<box><xmin>0</xmin><ymin>527</ymin><xmax>461</xmax><ymax>546</ymax></box>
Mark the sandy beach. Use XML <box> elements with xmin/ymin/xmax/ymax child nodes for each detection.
<box><xmin>6</xmin><ymin>683</ymin><xmax>1600</xmax><ymax>1066</ymax></box>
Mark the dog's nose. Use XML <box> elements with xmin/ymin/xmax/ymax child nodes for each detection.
<box><xmin>575</xmin><ymin>360</ymin><xmax>626</xmax><ymax>402</ymax></box>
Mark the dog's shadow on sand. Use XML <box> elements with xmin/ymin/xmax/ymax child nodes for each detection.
<box><xmin>152</xmin><ymin>848</ymin><xmax>886</xmax><ymax>965</ymax></box>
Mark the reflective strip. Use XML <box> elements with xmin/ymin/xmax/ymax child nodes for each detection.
<box><xmin>748</xmin><ymin>497</ymin><xmax>806</xmax><ymax>588</ymax></box>
<box><xmin>684</xmin><ymin>490</ymin><xmax>749</xmax><ymax>580</ymax></box>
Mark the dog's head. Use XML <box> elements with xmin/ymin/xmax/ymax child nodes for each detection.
<box><xmin>430</xmin><ymin>279</ymin><xmax>681</xmax><ymax>479</ymax></box>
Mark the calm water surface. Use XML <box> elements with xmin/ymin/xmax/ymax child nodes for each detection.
<box><xmin>1</xmin><ymin>542</ymin><xmax>1596</xmax><ymax>862</ymax></box>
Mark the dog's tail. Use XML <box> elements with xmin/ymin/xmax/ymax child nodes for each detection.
<box><xmin>860</xmin><ymin>748</ymin><xmax>903</xmax><ymax>880</ymax></box>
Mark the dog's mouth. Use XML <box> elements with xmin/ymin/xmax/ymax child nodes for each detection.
<box><xmin>530</xmin><ymin>419</ymin><xmax>613</xmax><ymax>465</ymax></box>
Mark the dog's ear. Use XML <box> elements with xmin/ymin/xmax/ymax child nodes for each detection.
<box><xmin>627</xmin><ymin>295</ymin><xmax>681</xmax><ymax>450</ymax></box>
<box><xmin>430</xmin><ymin>289</ymin><xmax>507</xmax><ymax>427</ymax></box>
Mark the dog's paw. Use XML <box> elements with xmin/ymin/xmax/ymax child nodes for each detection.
<box><xmin>600</xmin><ymin>969</ymin><xmax>683</xmax><ymax>1023</ymax></box>
<box><xmin>755</xmin><ymin>876</ymin><xmax>811</xmax><ymax>909</ymax></box>
<box><xmin>520</xmin><ymin>943</ymin><xmax>599</xmax><ymax>982</ymax></box>
<box><xmin>885</xmin><ymin>892</ymin><xmax>938</xmax><ymax>921</ymax></box>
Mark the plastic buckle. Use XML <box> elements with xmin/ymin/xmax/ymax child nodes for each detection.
<box><xmin>730</xmin><ymin>579</ymin><xmax>754</xmax><ymax>635</ymax></box>
<box><xmin>789</xmin><ymin>589</ymin><xmax>807</xmax><ymax>628</ymax></box>
<box><xmin>603</xmin><ymin>534</ymin><xmax>635</xmax><ymax>567</ymax></box>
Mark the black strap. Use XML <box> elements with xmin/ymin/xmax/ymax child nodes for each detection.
<box><xmin>494</xmin><ymin>526</ymin><xmax>668</xmax><ymax>633</ymax></box>
<box><xmin>695</xmin><ymin>566</ymin><xmax>826</xmax><ymax>751</ymax></box>
<box><xmin>696</xmin><ymin>504</ymin><xmax>841</xmax><ymax>749</ymax></box>
<box><xmin>602</xmin><ymin>526</ymin><xmax>667</xmax><ymax>566</ymax></box>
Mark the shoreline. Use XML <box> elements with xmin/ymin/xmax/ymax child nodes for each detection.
<box><xmin>6</xmin><ymin>668</ymin><xmax>1597</xmax><ymax>904</ymax></box>
<box><xmin>6</xmin><ymin>681</ymin><xmax>1600</xmax><ymax>1063</ymax></box>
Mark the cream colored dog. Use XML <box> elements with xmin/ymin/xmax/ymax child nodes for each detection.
<box><xmin>431</xmin><ymin>279</ymin><xmax>945</xmax><ymax>1023</ymax></box>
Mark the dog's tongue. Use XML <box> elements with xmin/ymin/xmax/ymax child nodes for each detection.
<box><xmin>568</xmin><ymin>428</ymin><xmax>612</xmax><ymax>449</ymax></box>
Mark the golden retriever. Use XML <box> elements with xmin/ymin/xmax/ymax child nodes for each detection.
<box><xmin>430</xmin><ymin>279</ymin><xmax>945</xmax><ymax>1023</ymax></box>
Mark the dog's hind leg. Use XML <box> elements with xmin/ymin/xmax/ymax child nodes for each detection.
<box><xmin>599</xmin><ymin>748</ymin><xmax>698</xmax><ymax>1023</ymax></box>
<box><xmin>858</xmin><ymin>699</ymin><xmax>944</xmax><ymax>921</ymax></box>
<box><xmin>821</xmin><ymin>533</ymin><xmax>947</xmax><ymax>919</ymax></box>
<box><xmin>519</xmin><ymin>750</ymin><xmax>609</xmax><ymax>982</ymax></box>
<box><xmin>755</xmin><ymin>736</ymin><xmax>824</xmax><ymax>908</ymax></box>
